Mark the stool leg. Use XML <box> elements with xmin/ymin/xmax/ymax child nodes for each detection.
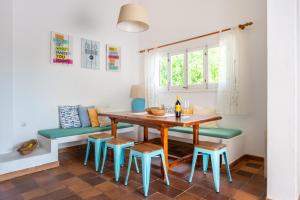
<box><xmin>223</xmin><ymin>150</ymin><xmax>232</xmax><ymax>182</ymax></box>
<box><xmin>95</xmin><ymin>141</ymin><xmax>101</xmax><ymax>171</ymax></box>
<box><xmin>211</xmin><ymin>151</ymin><xmax>220</xmax><ymax>193</ymax></box>
<box><xmin>114</xmin><ymin>146</ymin><xmax>122</xmax><ymax>182</ymax></box>
<box><xmin>134</xmin><ymin>156</ymin><xmax>140</xmax><ymax>173</ymax></box>
<box><xmin>142</xmin><ymin>154</ymin><xmax>151</xmax><ymax>197</ymax></box>
<box><xmin>100</xmin><ymin>143</ymin><xmax>107</xmax><ymax>174</ymax></box>
<box><xmin>189</xmin><ymin>148</ymin><xmax>198</xmax><ymax>183</ymax></box>
<box><xmin>160</xmin><ymin>150</ymin><xmax>170</xmax><ymax>185</ymax></box>
<box><xmin>120</xmin><ymin>148</ymin><xmax>125</xmax><ymax>167</ymax></box>
<box><xmin>203</xmin><ymin>153</ymin><xmax>209</xmax><ymax>175</ymax></box>
<box><xmin>125</xmin><ymin>151</ymin><xmax>133</xmax><ymax>186</ymax></box>
<box><xmin>84</xmin><ymin>141</ymin><xmax>91</xmax><ymax>166</ymax></box>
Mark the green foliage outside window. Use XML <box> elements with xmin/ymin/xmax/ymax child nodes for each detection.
<box><xmin>188</xmin><ymin>51</ymin><xmax>204</xmax><ymax>85</ymax></box>
<box><xmin>171</xmin><ymin>54</ymin><xmax>184</xmax><ymax>86</ymax></box>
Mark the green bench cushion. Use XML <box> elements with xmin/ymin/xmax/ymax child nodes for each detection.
<box><xmin>38</xmin><ymin>123</ymin><xmax>133</xmax><ymax>139</ymax></box>
<box><xmin>169</xmin><ymin>126</ymin><xmax>242</xmax><ymax>139</ymax></box>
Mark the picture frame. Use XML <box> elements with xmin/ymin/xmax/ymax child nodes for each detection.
<box><xmin>50</xmin><ymin>31</ymin><xmax>73</xmax><ymax>65</ymax></box>
<box><xmin>106</xmin><ymin>44</ymin><xmax>121</xmax><ymax>72</ymax></box>
<box><xmin>81</xmin><ymin>38</ymin><xmax>100</xmax><ymax>69</ymax></box>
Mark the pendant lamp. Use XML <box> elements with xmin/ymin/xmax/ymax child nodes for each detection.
<box><xmin>117</xmin><ymin>4</ymin><xmax>149</xmax><ymax>33</ymax></box>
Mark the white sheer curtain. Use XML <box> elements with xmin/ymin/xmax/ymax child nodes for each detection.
<box><xmin>144</xmin><ymin>49</ymin><xmax>160</xmax><ymax>107</ymax></box>
<box><xmin>216</xmin><ymin>28</ymin><xmax>250</xmax><ymax>115</ymax></box>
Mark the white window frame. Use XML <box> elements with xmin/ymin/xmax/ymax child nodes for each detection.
<box><xmin>158</xmin><ymin>44</ymin><xmax>219</xmax><ymax>92</ymax></box>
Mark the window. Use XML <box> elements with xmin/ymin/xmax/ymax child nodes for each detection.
<box><xmin>188</xmin><ymin>50</ymin><xmax>204</xmax><ymax>85</ymax></box>
<box><xmin>171</xmin><ymin>53</ymin><xmax>185</xmax><ymax>87</ymax></box>
<box><xmin>159</xmin><ymin>45</ymin><xmax>220</xmax><ymax>90</ymax></box>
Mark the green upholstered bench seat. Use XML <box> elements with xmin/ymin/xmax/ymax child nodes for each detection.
<box><xmin>38</xmin><ymin>123</ymin><xmax>133</xmax><ymax>139</ymax></box>
<box><xmin>169</xmin><ymin>127</ymin><xmax>242</xmax><ymax>139</ymax></box>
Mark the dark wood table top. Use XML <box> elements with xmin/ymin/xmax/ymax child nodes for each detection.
<box><xmin>99</xmin><ymin>112</ymin><xmax>222</xmax><ymax>127</ymax></box>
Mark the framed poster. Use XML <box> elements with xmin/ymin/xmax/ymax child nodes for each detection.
<box><xmin>106</xmin><ymin>45</ymin><xmax>121</xmax><ymax>71</ymax></box>
<box><xmin>81</xmin><ymin>39</ymin><xmax>100</xmax><ymax>69</ymax></box>
<box><xmin>50</xmin><ymin>32</ymin><xmax>73</xmax><ymax>64</ymax></box>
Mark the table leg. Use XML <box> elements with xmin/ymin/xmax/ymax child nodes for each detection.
<box><xmin>110</xmin><ymin>119</ymin><xmax>118</xmax><ymax>160</ymax></box>
<box><xmin>111</xmin><ymin>119</ymin><xmax>118</xmax><ymax>138</ymax></box>
<box><xmin>193</xmin><ymin>124</ymin><xmax>200</xmax><ymax>166</ymax></box>
<box><xmin>193</xmin><ymin>124</ymin><xmax>199</xmax><ymax>145</ymax></box>
<box><xmin>160</xmin><ymin>127</ymin><xmax>169</xmax><ymax>179</ymax></box>
<box><xmin>144</xmin><ymin>126</ymin><xmax>149</xmax><ymax>141</ymax></box>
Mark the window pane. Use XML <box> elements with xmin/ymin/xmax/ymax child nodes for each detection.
<box><xmin>159</xmin><ymin>56</ymin><xmax>168</xmax><ymax>87</ymax></box>
<box><xmin>208</xmin><ymin>47</ymin><xmax>220</xmax><ymax>83</ymax></box>
<box><xmin>171</xmin><ymin>54</ymin><xmax>185</xmax><ymax>86</ymax></box>
<box><xmin>188</xmin><ymin>50</ymin><xmax>204</xmax><ymax>85</ymax></box>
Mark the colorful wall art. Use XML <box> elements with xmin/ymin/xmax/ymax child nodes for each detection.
<box><xmin>50</xmin><ymin>32</ymin><xmax>73</xmax><ymax>64</ymax></box>
<box><xmin>81</xmin><ymin>39</ymin><xmax>100</xmax><ymax>69</ymax></box>
<box><xmin>106</xmin><ymin>45</ymin><xmax>121</xmax><ymax>71</ymax></box>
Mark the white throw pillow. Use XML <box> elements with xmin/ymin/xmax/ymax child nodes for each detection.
<box><xmin>192</xmin><ymin>105</ymin><xmax>218</xmax><ymax>128</ymax></box>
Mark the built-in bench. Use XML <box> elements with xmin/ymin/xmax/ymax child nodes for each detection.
<box><xmin>38</xmin><ymin>123</ymin><xmax>133</xmax><ymax>139</ymax></box>
<box><xmin>144</xmin><ymin>126</ymin><xmax>243</xmax><ymax>164</ymax></box>
<box><xmin>167</xmin><ymin>126</ymin><xmax>243</xmax><ymax>164</ymax></box>
<box><xmin>169</xmin><ymin>127</ymin><xmax>242</xmax><ymax>139</ymax></box>
<box><xmin>0</xmin><ymin>123</ymin><xmax>134</xmax><ymax>179</ymax></box>
<box><xmin>37</xmin><ymin>122</ymin><xmax>134</xmax><ymax>156</ymax></box>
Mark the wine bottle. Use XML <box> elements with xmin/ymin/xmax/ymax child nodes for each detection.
<box><xmin>175</xmin><ymin>96</ymin><xmax>182</xmax><ymax>118</ymax></box>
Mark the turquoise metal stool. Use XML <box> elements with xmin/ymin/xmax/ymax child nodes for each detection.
<box><xmin>84</xmin><ymin>133</ymin><xmax>113</xmax><ymax>171</ymax></box>
<box><xmin>189</xmin><ymin>141</ymin><xmax>232</xmax><ymax>193</ymax></box>
<box><xmin>125</xmin><ymin>143</ymin><xmax>170</xmax><ymax>197</ymax></box>
<box><xmin>101</xmin><ymin>138</ymin><xmax>139</xmax><ymax>182</ymax></box>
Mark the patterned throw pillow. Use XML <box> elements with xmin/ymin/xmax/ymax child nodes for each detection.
<box><xmin>99</xmin><ymin>116</ymin><xmax>111</xmax><ymax>127</ymax></box>
<box><xmin>88</xmin><ymin>108</ymin><xmax>100</xmax><ymax>127</ymax></box>
<box><xmin>58</xmin><ymin>105</ymin><xmax>81</xmax><ymax>129</ymax></box>
<box><xmin>97</xmin><ymin>107</ymin><xmax>113</xmax><ymax>127</ymax></box>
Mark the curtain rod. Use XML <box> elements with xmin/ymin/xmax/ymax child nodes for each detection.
<box><xmin>139</xmin><ymin>21</ymin><xmax>253</xmax><ymax>53</ymax></box>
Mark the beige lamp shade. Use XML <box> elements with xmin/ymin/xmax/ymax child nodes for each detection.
<box><xmin>117</xmin><ymin>4</ymin><xmax>149</xmax><ymax>33</ymax></box>
<box><xmin>130</xmin><ymin>85</ymin><xmax>145</xmax><ymax>98</ymax></box>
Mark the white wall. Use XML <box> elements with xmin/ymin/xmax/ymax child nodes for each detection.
<box><xmin>267</xmin><ymin>0</ymin><xmax>299</xmax><ymax>199</ymax></box>
<box><xmin>0</xmin><ymin>0</ymin><xmax>14</xmax><ymax>154</ymax></box>
<box><xmin>139</xmin><ymin>0</ymin><xmax>267</xmax><ymax>157</ymax></box>
<box><xmin>7</xmin><ymin>0</ymin><xmax>140</xmax><ymax>152</ymax></box>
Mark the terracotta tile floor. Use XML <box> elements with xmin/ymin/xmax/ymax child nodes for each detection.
<box><xmin>0</xmin><ymin>139</ymin><xmax>266</xmax><ymax>200</ymax></box>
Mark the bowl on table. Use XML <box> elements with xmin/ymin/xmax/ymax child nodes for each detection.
<box><xmin>145</xmin><ymin>107</ymin><xmax>166</xmax><ymax>116</ymax></box>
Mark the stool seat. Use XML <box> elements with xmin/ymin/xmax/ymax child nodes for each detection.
<box><xmin>196</xmin><ymin>141</ymin><xmax>226</xmax><ymax>150</ymax></box>
<box><xmin>84</xmin><ymin>133</ymin><xmax>113</xmax><ymax>172</ymax></box>
<box><xmin>101</xmin><ymin>137</ymin><xmax>138</xmax><ymax>182</ymax></box>
<box><xmin>189</xmin><ymin>141</ymin><xmax>232</xmax><ymax>193</ymax></box>
<box><xmin>125</xmin><ymin>143</ymin><xmax>170</xmax><ymax>197</ymax></box>
<box><xmin>89</xmin><ymin>133</ymin><xmax>112</xmax><ymax>139</ymax></box>
<box><xmin>130</xmin><ymin>143</ymin><xmax>162</xmax><ymax>153</ymax></box>
<box><xmin>106</xmin><ymin>138</ymin><xmax>134</xmax><ymax>145</ymax></box>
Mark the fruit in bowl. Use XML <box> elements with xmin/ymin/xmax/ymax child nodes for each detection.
<box><xmin>145</xmin><ymin>107</ymin><xmax>165</xmax><ymax>116</ymax></box>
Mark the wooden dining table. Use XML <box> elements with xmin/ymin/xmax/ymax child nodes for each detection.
<box><xmin>98</xmin><ymin>112</ymin><xmax>222</xmax><ymax>178</ymax></box>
